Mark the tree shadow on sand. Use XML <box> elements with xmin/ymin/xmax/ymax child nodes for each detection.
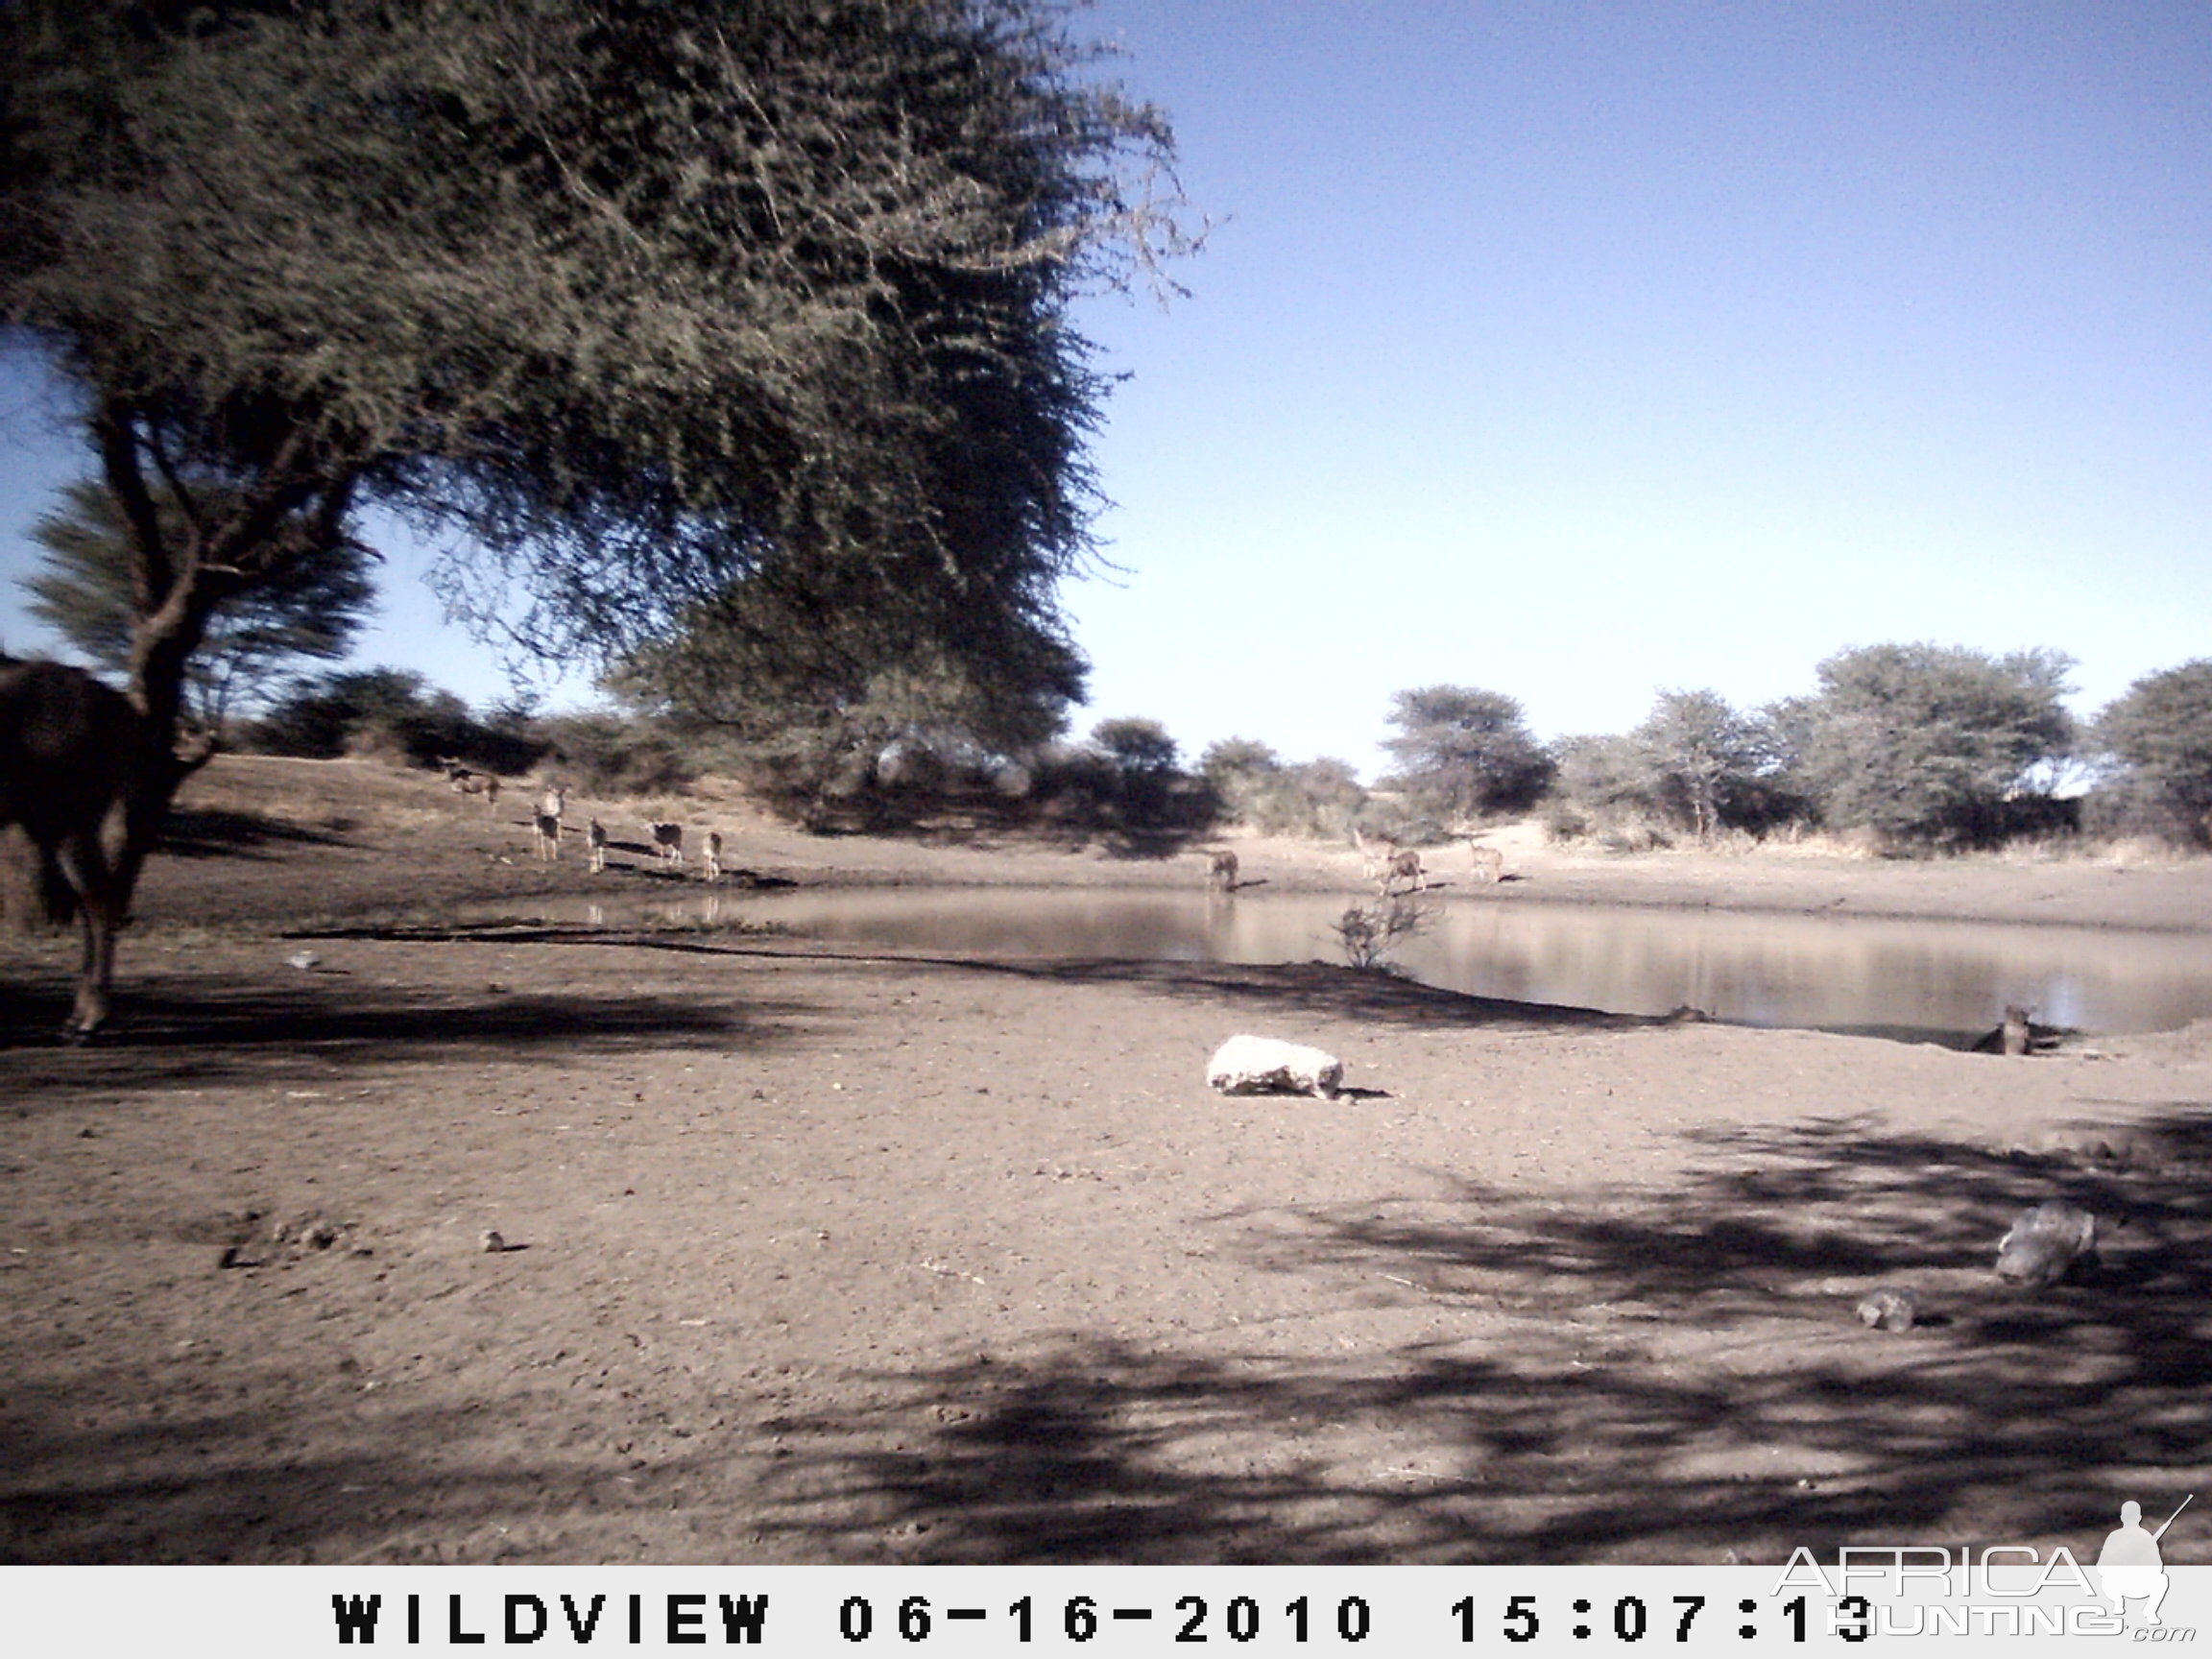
<box><xmin>0</xmin><ymin>1386</ymin><xmax>717</xmax><ymax>1564</ymax></box>
<box><xmin>7</xmin><ymin>1107</ymin><xmax>2208</xmax><ymax>1564</ymax></box>
<box><xmin>974</xmin><ymin>957</ymin><xmax>1635</xmax><ymax>1033</ymax></box>
<box><xmin>0</xmin><ymin>971</ymin><xmax>806</xmax><ymax>1103</ymax></box>
<box><xmin>744</xmin><ymin>1108</ymin><xmax>2212</xmax><ymax>1564</ymax></box>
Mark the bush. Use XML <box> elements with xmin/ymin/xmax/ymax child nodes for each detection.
<box><xmin>2089</xmin><ymin>661</ymin><xmax>2212</xmax><ymax>848</ymax></box>
<box><xmin>1380</xmin><ymin>685</ymin><xmax>1553</xmax><ymax>823</ymax></box>
<box><xmin>1331</xmin><ymin>896</ymin><xmax>1432</xmax><ymax>971</ymax></box>
<box><xmin>1199</xmin><ymin>739</ymin><xmax>1367</xmax><ymax>837</ymax></box>
<box><xmin>243</xmin><ymin>668</ymin><xmax>543</xmax><ymax>775</ymax></box>
<box><xmin>1777</xmin><ymin>644</ymin><xmax>2075</xmax><ymax>851</ymax></box>
<box><xmin>535</xmin><ymin>710</ymin><xmax>697</xmax><ymax>798</ymax></box>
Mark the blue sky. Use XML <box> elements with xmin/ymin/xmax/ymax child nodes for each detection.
<box><xmin>3</xmin><ymin>0</ymin><xmax>2207</xmax><ymax>776</ymax></box>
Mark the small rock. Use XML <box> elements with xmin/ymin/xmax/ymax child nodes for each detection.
<box><xmin>479</xmin><ymin>1229</ymin><xmax>507</xmax><ymax>1254</ymax></box>
<box><xmin>1995</xmin><ymin>1201</ymin><xmax>2097</xmax><ymax>1287</ymax></box>
<box><xmin>1856</xmin><ymin>1287</ymin><xmax>1918</xmax><ymax>1331</ymax></box>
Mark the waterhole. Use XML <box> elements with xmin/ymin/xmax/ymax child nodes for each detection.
<box><xmin>493</xmin><ymin>888</ymin><xmax>2212</xmax><ymax>1046</ymax></box>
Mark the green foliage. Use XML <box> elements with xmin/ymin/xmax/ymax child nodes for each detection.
<box><xmin>247</xmin><ymin>667</ymin><xmax>539</xmax><ymax>773</ymax></box>
<box><xmin>2090</xmin><ymin>661</ymin><xmax>2212</xmax><ymax>846</ymax></box>
<box><xmin>1629</xmin><ymin>688</ymin><xmax>1773</xmax><ymax>842</ymax></box>
<box><xmin>534</xmin><ymin>709</ymin><xmax>695</xmax><ymax>800</ymax></box>
<box><xmin>1085</xmin><ymin>716</ymin><xmax>1186</xmax><ymax>829</ymax></box>
<box><xmin>1198</xmin><ymin>737</ymin><xmax>1281</xmax><ymax>785</ymax></box>
<box><xmin>1199</xmin><ymin>738</ymin><xmax>1366</xmax><ymax>837</ymax></box>
<box><xmin>1380</xmin><ymin>685</ymin><xmax>1553</xmax><ymax>823</ymax></box>
<box><xmin>1781</xmin><ymin>644</ymin><xmax>2075</xmax><ymax>850</ymax></box>
<box><xmin>615</xmin><ymin>582</ymin><xmax>1082</xmax><ymax>816</ymax></box>
<box><xmin>22</xmin><ymin>477</ymin><xmax>374</xmax><ymax>728</ymax></box>
<box><xmin>1089</xmin><ymin>717</ymin><xmax>1179</xmax><ymax>777</ymax></box>
<box><xmin>1542</xmin><ymin>733</ymin><xmax>1655</xmax><ymax>845</ymax></box>
<box><xmin>1</xmin><ymin>0</ymin><xmax>1192</xmax><ymax>749</ymax></box>
<box><xmin>1545</xmin><ymin>692</ymin><xmax>1796</xmax><ymax>848</ymax></box>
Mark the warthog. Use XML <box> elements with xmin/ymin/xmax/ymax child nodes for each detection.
<box><xmin>0</xmin><ymin>659</ymin><xmax>180</xmax><ymax>1038</ymax></box>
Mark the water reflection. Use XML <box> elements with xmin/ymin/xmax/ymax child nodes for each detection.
<box><xmin>518</xmin><ymin>888</ymin><xmax>2212</xmax><ymax>1042</ymax></box>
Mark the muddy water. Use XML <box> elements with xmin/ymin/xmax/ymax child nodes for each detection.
<box><xmin>529</xmin><ymin>887</ymin><xmax>2212</xmax><ymax>1045</ymax></box>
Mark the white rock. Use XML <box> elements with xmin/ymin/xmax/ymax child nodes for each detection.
<box><xmin>1206</xmin><ymin>1035</ymin><xmax>1344</xmax><ymax>1099</ymax></box>
<box><xmin>1995</xmin><ymin>1201</ymin><xmax>2097</xmax><ymax>1286</ymax></box>
<box><xmin>1855</xmin><ymin>1287</ymin><xmax>1918</xmax><ymax>1331</ymax></box>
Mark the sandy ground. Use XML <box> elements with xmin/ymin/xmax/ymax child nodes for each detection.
<box><xmin>3</xmin><ymin>755</ymin><xmax>2210</xmax><ymax>1565</ymax></box>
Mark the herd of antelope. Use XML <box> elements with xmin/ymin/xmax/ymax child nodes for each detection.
<box><xmin>1195</xmin><ymin>830</ymin><xmax>1507</xmax><ymax>896</ymax></box>
<box><xmin>1348</xmin><ymin>824</ymin><xmax>1507</xmax><ymax>894</ymax></box>
<box><xmin>486</xmin><ymin>774</ymin><xmax>1512</xmax><ymax>902</ymax></box>
<box><xmin>438</xmin><ymin>759</ymin><xmax>730</xmax><ymax>885</ymax></box>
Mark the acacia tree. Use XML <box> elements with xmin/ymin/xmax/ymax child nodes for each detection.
<box><xmin>2092</xmin><ymin>661</ymin><xmax>2212</xmax><ymax>845</ymax></box>
<box><xmin>0</xmin><ymin>0</ymin><xmax>1190</xmax><ymax>819</ymax></box>
<box><xmin>23</xmin><ymin>478</ymin><xmax>376</xmax><ymax>730</ymax></box>
<box><xmin>1631</xmin><ymin>688</ymin><xmax>1767</xmax><ymax>842</ymax></box>
<box><xmin>610</xmin><ymin>551</ymin><xmax>1087</xmax><ymax>805</ymax></box>
<box><xmin>1782</xmin><ymin>644</ymin><xmax>2074</xmax><ymax>849</ymax></box>
<box><xmin>1199</xmin><ymin>738</ymin><xmax>1366</xmax><ymax>837</ymax></box>
<box><xmin>1380</xmin><ymin>685</ymin><xmax>1553</xmax><ymax>823</ymax></box>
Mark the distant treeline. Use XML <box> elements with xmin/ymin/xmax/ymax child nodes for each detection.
<box><xmin>233</xmin><ymin>643</ymin><xmax>2212</xmax><ymax>856</ymax></box>
<box><xmin>1280</xmin><ymin>644</ymin><xmax>2210</xmax><ymax>855</ymax></box>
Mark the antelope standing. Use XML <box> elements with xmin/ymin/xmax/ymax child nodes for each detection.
<box><xmin>1350</xmin><ymin>824</ymin><xmax>1396</xmax><ymax>885</ymax></box>
<box><xmin>703</xmin><ymin>830</ymin><xmax>723</xmax><ymax>882</ymax></box>
<box><xmin>587</xmin><ymin>818</ymin><xmax>608</xmax><ymax>874</ymax></box>
<box><xmin>534</xmin><ymin>783</ymin><xmax>566</xmax><ymax>861</ymax></box>
<box><xmin>0</xmin><ymin>658</ymin><xmax>201</xmax><ymax>1039</ymax></box>
<box><xmin>1468</xmin><ymin>843</ymin><xmax>1504</xmax><ymax>884</ymax></box>
<box><xmin>649</xmin><ymin>822</ymin><xmax>685</xmax><ymax>867</ymax></box>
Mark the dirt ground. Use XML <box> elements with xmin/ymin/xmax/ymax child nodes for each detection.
<box><xmin>4</xmin><ymin>755</ymin><xmax>2211</xmax><ymax>1565</ymax></box>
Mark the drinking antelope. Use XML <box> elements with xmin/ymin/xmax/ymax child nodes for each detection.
<box><xmin>1204</xmin><ymin>847</ymin><xmax>1238</xmax><ymax>891</ymax></box>
<box><xmin>1352</xmin><ymin>828</ymin><xmax>1422</xmax><ymax>894</ymax></box>
<box><xmin>1381</xmin><ymin>847</ymin><xmax>1423</xmax><ymax>894</ymax></box>
<box><xmin>1349</xmin><ymin>825</ymin><xmax>1411</xmax><ymax>888</ymax></box>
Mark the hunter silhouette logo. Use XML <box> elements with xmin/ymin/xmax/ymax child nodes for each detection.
<box><xmin>2099</xmin><ymin>1495</ymin><xmax>2191</xmax><ymax>1626</ymax></box>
